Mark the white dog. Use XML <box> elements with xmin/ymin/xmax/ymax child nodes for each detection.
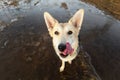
<box><xmin>44</xmin><ymin>9</ymin><xmax>84</xmax><ymax>72</ymax></box>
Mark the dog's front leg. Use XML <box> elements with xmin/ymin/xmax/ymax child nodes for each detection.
<box><xmin>68</xmin><ymin>60</ymin><xmax>72</xmax><ymax>64</ymax></box>
<box><xmin>60</xmin><ymin>61</ymin><xmax>65</xmax><ymax>72</ymax></box>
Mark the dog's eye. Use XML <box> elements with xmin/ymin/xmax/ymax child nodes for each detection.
<box><xmin>54</xmin><ymin>31</ymin><xmax>59</xmax><ymax>35</ymax></box>
<box><xmin>68</xmin><ymin>31</ymin><xmax>73</xmax><ymax>35</ymax></box>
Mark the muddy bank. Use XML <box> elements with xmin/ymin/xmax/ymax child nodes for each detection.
<box><xmin>82</xmin><ymin>0</ymin><xmax>120</xmax><ymax>20</ymax></box>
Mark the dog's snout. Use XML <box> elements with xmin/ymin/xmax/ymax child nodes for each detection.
<box><xmin>58</xmin><ymin>44</ymin><xmax>66</xmax><ymax>52</ymax></box>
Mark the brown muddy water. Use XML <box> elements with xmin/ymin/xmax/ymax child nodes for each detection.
<box><xmin>0</xmin><ymin>0</ymin><xmax>120</xmax><ymax>80</ymax></box>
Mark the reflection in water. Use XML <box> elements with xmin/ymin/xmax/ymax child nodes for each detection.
<box><xmin>0</xmin><ymin>0</ymin><xmax>120</xmax><ymax>80</ymax></box>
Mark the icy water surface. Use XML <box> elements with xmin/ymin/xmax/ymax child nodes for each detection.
<box><xmin>0</xmin><ymin>0</ymin><xmax>120</xmax><ymax>80</ymax></box>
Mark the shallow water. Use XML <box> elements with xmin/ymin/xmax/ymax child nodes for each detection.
<box><xmin>0</xmin><ymin>0</ymin><xmax>120</xmax><ymax>80</ymax></box>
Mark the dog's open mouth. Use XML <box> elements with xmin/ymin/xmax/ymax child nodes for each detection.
<box><xmin>60</xmin><ymin>53</ymin><xmax>69</xmax><ymax>58</ymax></box>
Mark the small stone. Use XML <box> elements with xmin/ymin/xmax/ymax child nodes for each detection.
<box><xmin>26</xmin><ymin>56</ymin><xmax>32</xmax><ymax>62</ymax></box>
<box><xmin>4</xmin><ymin>40</ymin><xmax>9</xmax><ymax>47</ymax></box>
<box><xmin>18</xmin><ymin>78</ymin><xmax>22</xmax><ymax>80</ymax></box>
<box><xmin>41</xmin><ymin>46</ymin><xmax>46</xmax><ymax>50</ymax></box>
<box><xmin>34</xmin><ymin>42</ymin><xmax>40</xmax><ymax>46</ymax></box>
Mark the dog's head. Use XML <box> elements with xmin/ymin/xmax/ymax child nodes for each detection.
<box><xmin>44</xmin><ymin>9</ymin><xmax>84</xmax><ymax>61</ymax></box>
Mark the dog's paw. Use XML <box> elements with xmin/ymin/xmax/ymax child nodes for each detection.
<box><xmin>68</xmin><ymin>60</ymin><xmax>72</xmax><ymax>64</ymax></box>
<box><xmin>60</xmin><ymin>66</ymin><xmax>64</xmax><ymax>72</ymax></box>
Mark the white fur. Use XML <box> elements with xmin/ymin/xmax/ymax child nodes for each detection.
<box><xmin>44</xmin><ymin>9</ymin><xmax>84</xmax><ymax>72</ymax></box>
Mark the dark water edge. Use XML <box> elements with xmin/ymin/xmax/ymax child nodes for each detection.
<box><xmin>0</xmin><ymin>0</ymin><xmax>120</xmax><ymax>80</ymax></box>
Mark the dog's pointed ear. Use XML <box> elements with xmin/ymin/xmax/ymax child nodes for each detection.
<box><xmin>44</xmin><ymin>12</ymin><xmax>58</xmax><ymax>31</ymax></box>
<box><xmin>68</xmin><ymin>9</ymin><xmax>84</xmax><ymax>30</ymax></box>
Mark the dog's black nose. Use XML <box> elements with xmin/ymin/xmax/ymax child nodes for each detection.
<box><xmin>58</xmin><ymin>44</ymin><xmax>66</xmax><ymax>52</ymax></box>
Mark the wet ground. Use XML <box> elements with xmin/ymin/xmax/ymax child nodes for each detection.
<box><xmin>0</xmin><ymin>0</ymin><xmax>120</xmax><ymax>80</ymax></box>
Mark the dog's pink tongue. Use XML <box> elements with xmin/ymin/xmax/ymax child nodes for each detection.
<box><xmin>63</xmin><ymin>42</ymin><xmax>74</xmax><ymax>55</ymax></box>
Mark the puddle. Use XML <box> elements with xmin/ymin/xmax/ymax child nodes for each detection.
<box><xmin>0</xmin><ymin>0</ymin><xmax>120</xmax><ymax>80</ymax></box>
